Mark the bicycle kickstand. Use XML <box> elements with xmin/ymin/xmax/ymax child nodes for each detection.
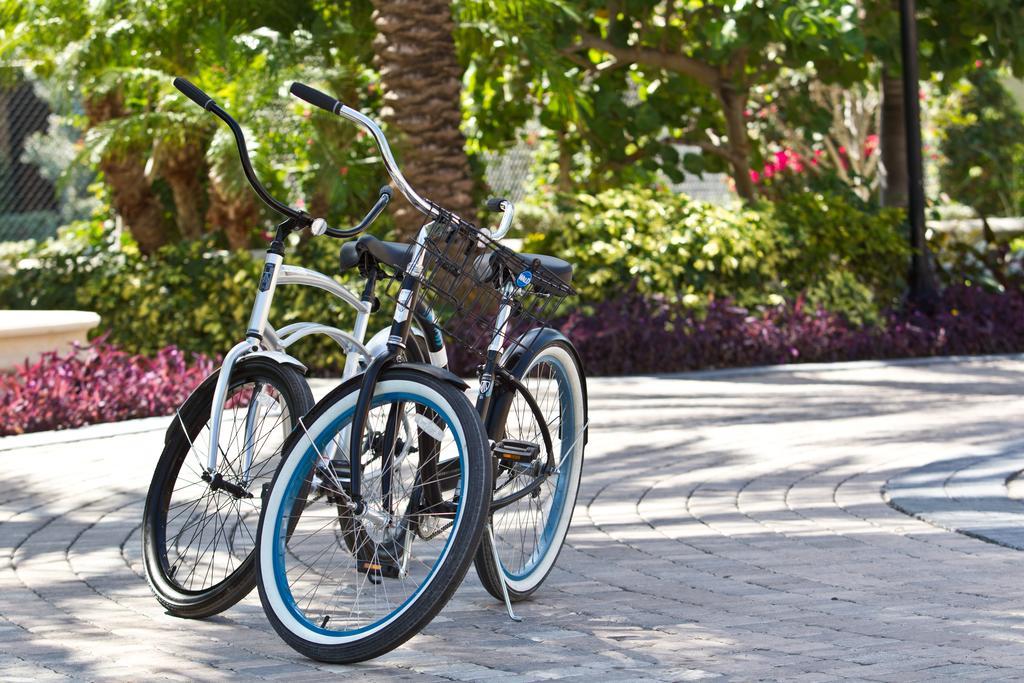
<box><xmin>486</xmin><ymin>522</ymin><xmax>522</xmax><ymax>622</ymax></box>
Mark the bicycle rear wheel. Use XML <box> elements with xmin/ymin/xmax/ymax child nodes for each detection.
<box><xmin>475</xmin><ymin>340</ymin><xmax>585</xmax><ymax>601</ymax></box>
<box><xmin>142</xmin><ymin>356</ymin><xmax>313</xmax><ymax>618</ymax></box>
<box><xmin>257</xmin><ymin>367</ymin><xmax>491</xmax><ymax>663</ymax></box>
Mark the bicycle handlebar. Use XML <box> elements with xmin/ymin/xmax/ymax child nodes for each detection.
<box><xmin>484</xmin><ymin>197</ymin><xmax>515</xmax><ymax>240</ymax></box>
<box><xmin>174</xmin><ymin>78</ymin><xmax>304</xmax><ymax>222</ymax></box>
<box><xmin>290</xmin><ymin>82</ymin><xmax>342</xmax><ymax>115</ymax></box>
<box><xmin>172</xmin><ymin>77</ymin><xmax>390</xmax><ymax>241</ymax></box>
<box><xmin>174</xmin><ymin>77</ymin><xmax>215</xmax><ymax>110</ymax></box>
<box><xmin>289</xmin><ymin>81</ymin><xmax>524</xmax><ymax>239</ymax></box>
<box><xmin>316</xmin><ymin>186</ymin><xmax>393</xmax><ymax>239</ymax></box>
<box><xmin>289</xmin><ymin>82</ymin><xmax>437</xmax><ymax>219</ymax></box>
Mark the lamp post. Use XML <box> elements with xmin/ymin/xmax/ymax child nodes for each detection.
<box><xmin>898</xmin><ymin>0</ymin><xmax>939</xmax><ymax>308</ymax></box>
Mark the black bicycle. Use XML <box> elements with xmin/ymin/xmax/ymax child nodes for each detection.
<box><xmin>254</xmin><ymin>82</ymin><xmax>589</xmax><ymax>663</ymax></box>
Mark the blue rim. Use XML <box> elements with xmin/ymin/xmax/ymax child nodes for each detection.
<box><xmin>272</xmin><ymin>391</ymin><xmax>466</xmax><ymax>637</ymax></box>
<box><xmin>503</xmin><ymin>355</ymin><xmax>574</xmax><ymax>582</ymax></box>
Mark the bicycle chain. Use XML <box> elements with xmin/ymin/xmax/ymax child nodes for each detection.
<box><xmin>417</xmin><ymin>517</ymin><xmax>454</xmax><ymax>540</ymax></box>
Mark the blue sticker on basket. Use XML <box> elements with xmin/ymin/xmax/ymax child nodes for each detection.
<box><xmin>516</xmin><ymin>270</ymin><xmax>533</xmax><ymax>288</ymax></box>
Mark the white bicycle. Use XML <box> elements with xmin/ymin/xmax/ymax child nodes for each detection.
<box><xmin>141</xmin><ymin>78</ymin><xmax>442</xmax><ymax>618</ymax></box>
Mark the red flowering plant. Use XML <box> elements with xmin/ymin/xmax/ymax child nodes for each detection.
<box><xmin>0</xmin><ymin>336</ymin><xmax>215</xmax><ymax>436</ymax></box>
<box><xmin>749</xmin><ymin>80</ymin><xmax>883</xmax><ymax>204</ymax></box>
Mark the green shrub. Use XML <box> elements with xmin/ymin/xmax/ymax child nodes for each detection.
<box><xmin>769</xmin><ymin>191</ymin><xmax>908</xmax><ymax>323</ymax></box>
<box><xmin>927</xmin><ymin>222</ymin><xmax>1024</xmax><ymax>293</ymax></box>
<box><xmin>936</xmin><ymin>70</ymin><xmax>1024</xmax><ymax>219</ymax></box>
<box><xmin>522</xmin><ymin>186</ymin><xmax>908</xmax><ymax>322</ymax></box>
<box><xmin>2</xmin><ymin>187</ymin><xmax>912</xmax><ymax>367</ymax></box>
<box><xmin>0</xmin><ymin>235</ymin><xmax>379</xmax><ymax>374</ymax></box>
<box><xmin>523</xmin><ymin>188</ymin><xmax>782</xmax><ymax>308</ymax></box>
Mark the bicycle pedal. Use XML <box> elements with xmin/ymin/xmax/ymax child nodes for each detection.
<box><xmin>357</xmin><ymin>560</ymin><xmax>401</xmax><ymax>580</ymax></box>
<box><xmin>493</xmin><ymin>439</ymin><xmax>540</xmax><ymax>466</ymax></box>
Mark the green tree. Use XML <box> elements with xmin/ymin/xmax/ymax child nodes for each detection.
<box><xmin>1</xmin><ymin>0</ymin><xmax>381</xmax><ymax>252</ymax></box>
<box><xmin>864</xmin><ymin>0</ymin><xmax>1024</xmax><ymax>208</ymax></box>
<box><xmin>459</xmin><ymin>0</ymin><xmax>868</xmax><ymax>200</ymax></box>
<box><xmin>936</xmin><ymin>69</ymin><xmax>1024</xmax><ymax>218</ymax></box>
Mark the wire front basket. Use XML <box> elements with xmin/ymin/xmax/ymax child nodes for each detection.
<box><xmin>392</xmin><ymin>207</ymin><xmax>575</xmax><ymax>360</ymax></box>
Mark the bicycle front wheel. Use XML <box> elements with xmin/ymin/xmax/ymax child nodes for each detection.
<box><xmin>257</xmin><ymin>367</ymin><xmax>491</xmax><ymax>663</ymax></box>
<box><xmin>475</xmin><ymin>340</ymin><xmax>586</xmax><ymax>601</ymax></box>
<box><xmin>142</xmin><ymin>356</ymin><xmax>313</xmax><ymax>618</ymax></box>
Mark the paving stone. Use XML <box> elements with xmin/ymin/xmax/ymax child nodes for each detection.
<box><xmin>5</xmin><ymin>357</ymin><xmax>1024</xmax><ymax>679</ymax></box>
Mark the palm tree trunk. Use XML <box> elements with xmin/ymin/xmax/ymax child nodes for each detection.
<box><xmin>100</xmin><ymin>155</ymin><xmax>171</xmax><ymax>254</ymax></box>
<box><xmin>206</xmin><ymin>177</ymin><xmax>261</xmax><ymax>250</ymax></box>
<box><xmin>84</xmin><ymin>93</ymin><xmax>172</xmax><ymax>253</ymax></box>
<box><xmin>84</xmin><ymin>93</ymin><xmax>171</xmax><ymax>254</ymax></box>
<box><xmin>158</xmin><ymin>139</ymin><xmax>207</xmax><ymax>240</ymax></box>
<box><xmin>371</xmin><ymin>0</ymin><xmax>476</xmax><ymax>235</ymax></box>
<box><xmin>880</xmin><ymin>68</ymin><xmax>908</xmax><ymax>208</ymax></box>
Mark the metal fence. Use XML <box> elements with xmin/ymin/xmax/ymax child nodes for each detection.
<box><xmin>0</xmin><ymin>81</ymin><xmax>62</xmax><ymax>242</ymax></box>
<box><xmin>484</xmin><ymin>127</ymin><xmax>735</xmax><ymax>208</ymax></box>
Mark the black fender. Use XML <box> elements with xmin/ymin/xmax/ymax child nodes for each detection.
<box><xmin>296</xmin><ymin>359</ymin><xmax>471</xmax><ymax>413</ymax></box>
<box><xmin>163</xmin><ymin>353</ymin><xmax>306</xmax><ymax>447</ymax></box>
<box><xmin>487</xmin><ymin>327</ymin><xmax>589</xmax><ymax>446</ymax></box>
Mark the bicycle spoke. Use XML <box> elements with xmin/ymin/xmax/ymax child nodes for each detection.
<box><xmin>159</xmin><ymin>379</ymin><xmax>293</xmax><ymax>593</ymax></box>
<box><xmin>275</xmin><ymin>393</ymin><xmax>467</xmax><ymax>635</ymax></box>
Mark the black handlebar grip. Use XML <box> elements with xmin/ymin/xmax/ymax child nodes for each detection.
<box><xmin>379</xmin><ymin>185</ymin><xmax>394</xmax><ymax>200</ymax></box>
<box><xmin>290</xmin><ymin>82</ymin><xmax>341</xmax><ymax>114</ymax></box>
<box><xmin>486</xmin><ymin>197</ymin><xmax>508</xmax><ymax>212</ymax></box>
<box><xmin>173</xmin><ymin>77</ymin><xmax>215</xmax><ymax>110</ymax></box>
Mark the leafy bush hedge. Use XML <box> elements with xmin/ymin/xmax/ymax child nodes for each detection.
<box><xmin>0</xmin><ymin>186</ymin><xmax>972</xmax><ymax>382</ymax></box>
<box><xmin>564</xmin><ymin>285</ymin><xmax>1024</xmax><ymax>376</ymax></box>
<box><xmin>523</xmin><ymin>187</ymin><xmax>908</xmax><ymax>323</ymax></box>
<box><xmin>0</xmin><ymin>236</ymin><xmax>377</xmax><ymax>374</ymax></box>
<box><xmin>524</xmin><ymin>188</ymin><xmax>779</xmax><ymax>306</ymax></box>
<box><xmin>936</xmin><ymin>70</ymin><xmax>1024</xmax><ymax>219</ymax></box>
<box><xmin>0</xmin><ymin>337</ymin><xmax>215</xmax><ymax>436</ymax></box>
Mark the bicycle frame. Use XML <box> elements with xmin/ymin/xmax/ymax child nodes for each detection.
<box><xmin>343</xmin><ymin>221</ymin><xmax>523</xmax><ymax>501</ymax></box>
<box><xmin>204</xmin><ymin>247</ymin><xmax>373</xmax><ymax>475</ymax></box>
<box><xmin>284</xmin><ymin>80</ymin><xmax>575</xmax><ymax>516</ymax></box>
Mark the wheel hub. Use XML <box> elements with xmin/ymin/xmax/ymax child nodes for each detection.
<box><xmin>201</xmin><ymin>471</ymin><xmax>253</xmax><ymax>499</ymax></box>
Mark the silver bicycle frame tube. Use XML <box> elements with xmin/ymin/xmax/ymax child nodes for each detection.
<box><xmin>275</xmin><ymin>322</ymin><xmax>371</xmax><ymax>360</ymax></box>
<box><xmin>207</xmin><ymin>339</ymin><xmax>255</xmax><ymax>472</ymax></box>
<box><xmin>278</xmin><ymin>265</ymin><xmax>369</xmax><ymax>312</ymax></box>
<box><xmin>241</xmin><ymin>385</ymin><xmax>264</xmax><ymax>481</ymax></box>
<box><xmin>207</xmin><ymin>251</ymin><xmax>373</xmax><ymax>474</ymax></box>
<box><xmin>489</xmin><ymin>282</ymin><xmax>517</xmax><ymax>353</ymax></box>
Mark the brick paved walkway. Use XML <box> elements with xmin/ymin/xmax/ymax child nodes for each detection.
<box><xmin>3</xmin><ymin>357</ymin><xmax>1024</xmax><ymax>681</ymax></box>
